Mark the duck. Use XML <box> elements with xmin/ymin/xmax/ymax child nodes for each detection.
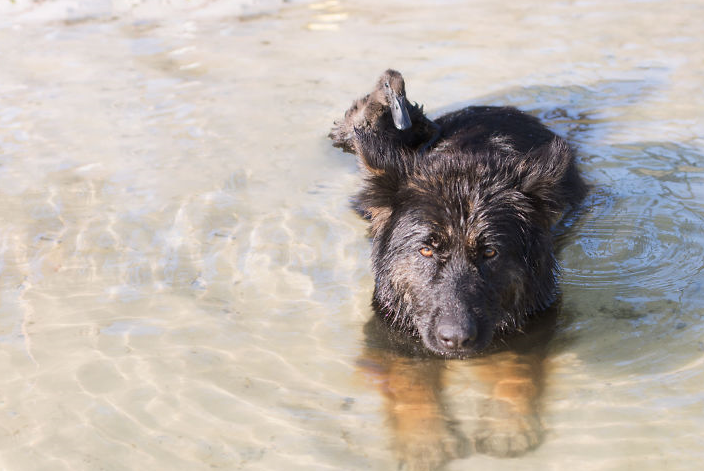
<box><xmin>329</xmin><ymin>69</ymin><xmax>440</xmax><ymax>155</ymax></box>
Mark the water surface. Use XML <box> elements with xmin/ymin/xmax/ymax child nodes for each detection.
<box><xmin>1</xmin><ymin>0</ymin><xmax>703</xmax><ymax>470</ymax></box>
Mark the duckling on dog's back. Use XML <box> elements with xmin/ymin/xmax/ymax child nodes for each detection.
<box><xmin>329</xmin><ymin>69</ymin><xmax>439</xmax><ymax>154</ymax></box>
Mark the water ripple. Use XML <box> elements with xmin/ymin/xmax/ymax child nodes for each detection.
<box><xmin>562</xmin><ymin>189</ymin><xmax>704</xmax><ymax>297</ymax></box>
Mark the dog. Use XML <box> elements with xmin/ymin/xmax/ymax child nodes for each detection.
<box><xmin>330</xmin><ymin>70</ymin><xmax>585</xmax><ymax>468</ymax></box>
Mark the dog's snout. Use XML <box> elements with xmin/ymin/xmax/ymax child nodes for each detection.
<box><xmin>435</xmin><ymin>319</ymin><xmax>477</xmax><ymax>351</ymax></box>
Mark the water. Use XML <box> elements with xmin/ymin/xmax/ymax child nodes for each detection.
<box><xmin>1</xmin><ymin>0</ymin><xmax>703</xmax><ymax>469</ymax></box>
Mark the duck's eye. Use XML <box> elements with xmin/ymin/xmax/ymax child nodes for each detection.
<box><xmin>384</xmin><ymin>82</ymin><xmax>390</xmax><ymax>88</ymax></box>
<box><xmin>483</xmin><ymin>248</ymin><xmax>497</xmax><ymax>259</ymax></box>
<box><xmin>419</xmin><ymin>247</ymin><xmax>434</xmax><ymax>258</ymax></box>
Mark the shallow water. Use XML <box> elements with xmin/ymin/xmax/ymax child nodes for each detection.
<box><xmin>1</xmin><ymin>0</ymin><xmax>703</xmax><ymax>469</ymax></box>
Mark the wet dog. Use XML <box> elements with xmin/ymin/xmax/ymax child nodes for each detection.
<box><xmin>331</xmin><ymin>70</ymin><xmax>585</xmax><ymax>358</ymax></box>
<box><xmin>330</xmin><ymin>70</ymin><xmax>585</xmax><ymax>467</ymax></box>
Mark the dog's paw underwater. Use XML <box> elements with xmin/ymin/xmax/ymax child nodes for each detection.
<box><xmin>330</xmin><ymin>70</ymin><xmax>586</xmax><ymax>358</ymax></box>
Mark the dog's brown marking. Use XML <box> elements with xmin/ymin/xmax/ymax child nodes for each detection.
<box><xmin>359</xmin><ymin>349</ymin><xmax>546</xmax><ymax>470</ymax></box>
<box><xmin>358</xmin><ymin>307</ymin><xmax>558</xmax><ymax>469</ymax></box>
<box><xmin>469</xmin><ymin>351</ymin><xmax>544</xmax><ymax>457</ymax></box>
<box><xmin>360</xmin><ymin>350</ymin><xmax>463</xmax><ymax>471</ymax></box>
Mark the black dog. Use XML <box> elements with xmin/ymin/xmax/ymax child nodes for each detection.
<box><xmin>330</xmin><ymin>70</ymin><xmax>586</xmax><ymax>359</ymax></box>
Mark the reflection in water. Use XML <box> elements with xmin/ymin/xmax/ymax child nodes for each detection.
<box><xmin>359</xmin><ymin>305</ymin><xmax>560</xmax><ymax>470</ymax></box>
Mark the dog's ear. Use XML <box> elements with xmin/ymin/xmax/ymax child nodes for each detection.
<box><xmin>353</xmin><ymin>128</ymin><xmax>413</xmax><ymax>177</ymax></box>
<box><xmin>352</xmin><ymin>129</ymin><xmax>410</xmax><ymax>237</ymax></box>
<box><xmin>519</xmin><ymin>138</ymin><xmax>579</xmax><ymax>227</ymax></box>
<box><xmin>355</xmin><ymin>171</ymin><xmax>401</xmax><ymax>238</ymax></box>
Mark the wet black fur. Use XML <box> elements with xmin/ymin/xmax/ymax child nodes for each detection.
<box><xmin>351</xmin><ymin>106</ymin><xmax>586</xmax><ymax>358</ymax></box>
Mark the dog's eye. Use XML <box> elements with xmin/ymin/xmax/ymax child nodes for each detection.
<box><xmin>483</xmin><ymin>248</ymin><xmax>497</xmax><ymax>259</ymax></box>
<box><xmin>419</xmin><ymin>247</ymin><xmax>434</xmax><ymax>258</ymax></box>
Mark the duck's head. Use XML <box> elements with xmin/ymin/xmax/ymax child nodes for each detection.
<box><xmin>375</xmin><ymin>69</ymin><xmax>412</xmax><ymax>131</ymax></box>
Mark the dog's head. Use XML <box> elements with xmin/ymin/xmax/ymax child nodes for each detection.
<box><xmin>356</xmin><ymin>133</ymin><xmax>575</xmax><ymax>358</ymax></box>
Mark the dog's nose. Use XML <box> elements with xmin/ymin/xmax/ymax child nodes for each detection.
<box><xmin>436</xmin><ymin>321</ymin><xmax>477</xmax><ymax>350</ymax></box>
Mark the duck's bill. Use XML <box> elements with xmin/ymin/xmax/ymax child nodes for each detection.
<box><xmin>391</xmin><ymin>96</ymin><xmax>412</xmax><ymax>130</ymax></box>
